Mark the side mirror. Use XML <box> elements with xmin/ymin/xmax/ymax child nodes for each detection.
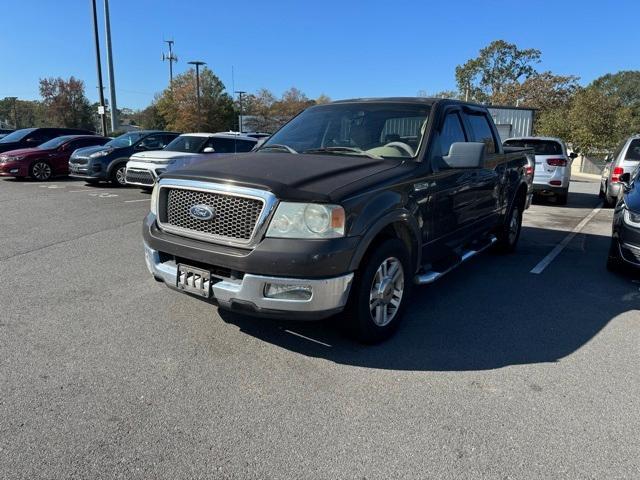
<box><xmin>569</xmin><ymin>152</ymin><xmax>578</xmax><ymax>159</ymax></box>
<box><xmin>443</xmin><ymin>142</ymin><xmax>485</xmax><ymax>169</ymax></box>
<box><xmin>620</xmin><ymin>172</ymin><xmax>631</xmax><ymax>189</ymax></box>
<box><xmin>202</xmin><ymin>147</ymin><xmax>215</xmax><ymax>153</ymax></box>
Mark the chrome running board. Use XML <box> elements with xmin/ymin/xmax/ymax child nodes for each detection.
<box><xmin>414</xmin><ymin>235</ymin><xmax>497</xmax><ymax>285</ymax></box>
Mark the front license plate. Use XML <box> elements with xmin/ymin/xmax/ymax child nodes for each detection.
<box><xmin>176</xmin><ymin>264</ymin><xmax>212</xmax><ymax>298</ymax></box>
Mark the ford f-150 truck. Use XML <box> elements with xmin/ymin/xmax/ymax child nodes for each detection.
<box><xmin>142</xmin><ymin>98</ymin><xmax>532</xmax><ymax>342</ymax></box>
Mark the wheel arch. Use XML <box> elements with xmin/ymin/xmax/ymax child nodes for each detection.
<box><xmin>349</xmin><ymin>210</ymin><xmax>422</xmax><ymax>274</ymax></box>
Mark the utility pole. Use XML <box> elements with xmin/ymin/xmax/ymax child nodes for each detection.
<box><xmin>235</xmin><ymin>90</ymin><xmax>246</xmax><ymax>133</ymax></box>
<box><xmin>103</xmin><ymin>0</ymin><xmax>118</xmax><ymax>132</ymax></box>
<box><xmin>90</xmin><ymin>0</ymin><xmax>108</xmax><ymax>135</ymax></box>
<box><xmin>188</xmin><ymin>60</ymin><xmax>206</xmax><ymax>131</ymax></box>
<box><xmin>163</xmin><ymin>40</ymin><xmax>178</xmax><ymax>90</ymax></box>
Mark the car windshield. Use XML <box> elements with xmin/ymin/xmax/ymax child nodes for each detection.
<box><xmin>504</xmin><ymin>139</ymin><xmax>563</xmax><ymax>155</ymax></box>
<box><xmin>165</xmin><ymin>135</ymin><xmax>209</xmax><ymax>153</ymax></box>
<box><xmin>38</xmin><ymin>136</ymin><xmax>75</xmax><ymax>150</ymax></box>
<box><xmin>106</xmin><ymin>132</ymin><xmax>146</xmax><ymax>148</ymax></box>
<box><xmin>0</xmin><ymin>128</ymin><xmax>36</xmax><ymax>143</ymax></box>
<box><xmin>259</xmin><ymin>103</ymin><xmax>431</xmax><ymax>159</ymax></box>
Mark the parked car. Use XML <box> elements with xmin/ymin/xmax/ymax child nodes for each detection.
<box><xmin>600</xmin><ymin>134</ymin><xmax>640</xmax><ymax>207</ymax></box>
<box><xmin>125</xmin><ymin>132</ymin><xmax>257</xmax><ymax>188</ymax></box>
<box><xmin>0</xmin><ymin>128</ymin><xmax>14</xmax><ymax>139</ymax></box>
<box><xmin>142</xmin><ymin>98</ymin><xmax>532</xmax><ymax>343</ymax></box>
<box><xmin>607</xmin><ymin>168</ymin><xmax>640</xmax><ymax>271</ymax></box>
<box><xmin>68</xmin><ymin>130</ymin><xmax>179</xmax><ymax>186</ymax></box>
<box><xmin>503</xmin><ymin>136</ymin><xmax>576</xmax><ymax>205</ymax></box>
<box><xmin>0</xmin><ymin>135</ymin><xmax>110</xmax><ymax>180</ymax></box>
<box><xmin>0</xmin><ymin>127</ymin><xmax>95</xmax><ymax>154</ymax></box>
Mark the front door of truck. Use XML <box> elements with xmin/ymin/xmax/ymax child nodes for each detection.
<box><xmin>427</xmin><ymin>108</ymin><xmax>479</xmax><ymax>250</ymax></box>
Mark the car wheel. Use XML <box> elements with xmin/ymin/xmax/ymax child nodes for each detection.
<box><xmin>111</xmin><ymin>164</ymin><xmax>127</xmax><ymax>186</ymax></box>
<box><xmin>346</xmin><ymin>238</ymin><xmax>412</xmax><ymax>343</ymax></box>
<box><xmin>494</xmin><ymin>200</ymin><xmax>523</xmax><ymax>253</ymax></box>
<box><xmin>606</xmin><ymin>238</ymin><xmax>624</xmax><ymax>272</ymax></box>
<box><xmin>29</xmin><ymin>161</ymin><xmax>52</xmax><ymax>181</ymax></box>
<box><xmin>557</xmin><ymin>192</ymin><xmax>568</xmax><ymax>205</ymax></box>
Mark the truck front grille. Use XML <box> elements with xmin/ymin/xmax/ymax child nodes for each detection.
<box><xmin>162</xmin><ymin>187</ymin><xmax>264</xmax><ymax>242</ymax></box>
<box><xmin>126</xmin><ymin>169</ymin><xmax>154</xmax><ymax>186</ymax></box>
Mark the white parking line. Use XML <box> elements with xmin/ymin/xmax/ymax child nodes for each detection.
<box><xmin>124</xmin><ymin>199</ymin><xmax>150</xmax><ymax>203</ymax></box>
<box><xmin>68</xmin><ymin>189</ymin><xmax>94</xmax><ymax>193</ymax></box>
<box><xmin>530</xmin><ymin>203</ymin><xmax>603</xmax><ymax>274</ymax></box>
<box><xmin>284</xmin><ymin>329</ymin><xmax>332</xmax><ymax>347</ymax></box>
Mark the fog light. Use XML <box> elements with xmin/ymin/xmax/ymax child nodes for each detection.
<box><xmin>550</xmin><ymin>180</ymin><xmax>562</xmax><ymax>186</ymax></box>
<box><xmin>263</xmin><ymin>283</ymin><xmax>312</xmax><ymax>301</ymax></box>
<box><xmin>9</xmin><ymin>169</ymin><xmax>19</xmax><ymax>174</ymax></box>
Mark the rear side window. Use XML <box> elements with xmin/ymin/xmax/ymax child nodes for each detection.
<box><xmin>465</xmin><ymin>113</ymin><xmax>496</xmax><ymax>154</ymax></box>
<box><xmin>235</xmin><ymin>139</ymin><xmax>256</xmax><ymax>152</ymax></box>
<box><xmin>209</xmin><ymin>138</ymin><xmax>255</xmax><ymax>153</ymax></box>
<box><xmin>625</xmin><ymin>139</ymin><xmax>640</xmax><ymax>161</ymax></box>
<box><xmin>504</xmin><ymin>139</ymin><xmax>563</xmax><ymax>156</ymax></box>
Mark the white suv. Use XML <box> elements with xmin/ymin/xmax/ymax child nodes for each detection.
<box><xmin>504</xmin><ymin>136</ymin><xmax>576</xmax><ymax>205</ymax></box>
<box><xmin>125</xmin><ymin>132</ymin><xmax>257</xmax><ymax>187</ymax></box>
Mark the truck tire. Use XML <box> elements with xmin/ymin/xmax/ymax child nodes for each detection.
<box><xmin>346</xmin><ymin>238</ymin><xmax>412</xmax><ymax>343</ymax></box>
<box><xmin>494</xmin><ymin>200</ymin><xmax>523</xmax><ymax>253</ymax></box>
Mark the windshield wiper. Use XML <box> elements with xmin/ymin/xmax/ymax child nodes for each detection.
<box><xmin>303</xmin><ymin>147</ymin><xmax>383</xmax><ymax>160</ymax></box>
<box><xmin>259</xmin><ymin>144</ymin><xmax>298</xmax><ymax>154</ymax></box>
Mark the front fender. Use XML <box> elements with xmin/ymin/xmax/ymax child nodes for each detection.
<box><xmin>348</xmin><ymin>209</ymin><xmax>422</xmax><ymax>273</ymax></box>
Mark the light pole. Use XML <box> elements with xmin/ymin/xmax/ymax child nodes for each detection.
<box><xmin>103</xmin><ymin>0</ymin><xmax>118</xmax><ymax>132</ymax></box>
<box><xmin>235</xmin><ymin>90</ymin><xmax>246</xmax><ymax>133</ymax></box>
<box><xmin>188</xmin><ymin>60</ymin><xmax>206</xmax><ymax>131</ymax></box>
<box><xmin>90</xmin><ymin>0</ymin><xmax>108</xmax><ymax>135</ymax></box>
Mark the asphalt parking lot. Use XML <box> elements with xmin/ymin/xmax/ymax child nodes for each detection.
<box><xmin>1</xmin><ymin>176</ymin><xmax>638</xmax><ymax>479</ymax></box>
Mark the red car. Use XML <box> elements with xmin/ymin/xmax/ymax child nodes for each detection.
<box><xmin>0</xmin><ymin>135</ymin><xmax>111</xmax><ymax>181</ymax></box>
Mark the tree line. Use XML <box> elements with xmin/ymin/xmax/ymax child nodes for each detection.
<box><xmin>3</xmin><ymin>40</ymin><xmax>639</xmax><ymax>155</ymax></box>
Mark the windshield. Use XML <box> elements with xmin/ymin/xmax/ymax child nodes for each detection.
<box><xmin>0</xmin><ymin>128</ymin><xmax>36</xmax><ymax>143</ymax></box>
<box><xmin>106</xmin><ymin>132</ymin><xmax>146</xmax><ymax>148</ymax></box>
<box><xmin>504</xmin><ymin>139</ymin><xmax>563</xmax><ymax>156</ymax></box>
<box><xmin>165</xmin><ymin>135</ymin><xmax>209</xmax><ymax>153</ymax></box>
<box><xmin>260</xmin><ymin>103</ymin><xmax>431</xmax><ymax>159</ymax></box>
<box><xmin>38</xmin><ymin>136</ymin><xmax>75</xmax><ymax>150</ymax></box>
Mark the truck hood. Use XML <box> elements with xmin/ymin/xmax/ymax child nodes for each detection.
<box><xmin>130</xmin><ymin>150</ymin><xmax>199</xmax><ymax>163</ymax></box>
<box><xmin>162</xmin><ymin>152</ymin><xmax>407</xmax><ymax>202</ymax></box>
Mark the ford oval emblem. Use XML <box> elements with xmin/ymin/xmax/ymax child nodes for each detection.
<box><xmin>189</xmin><ymin>204</ymin><xmax>215</xmax><ymax>221</ymax></box>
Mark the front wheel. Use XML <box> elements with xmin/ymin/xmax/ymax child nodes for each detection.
<box><xmin>346</xmin><ymin>238</ymin><xmax>412</xmax><ymax>343</ymax></box>
<box><xmin>110</xmin><ymin>164</ymin><xmax>127</xmax><ymax>186</ymax></box>
<box><xmin>29</xmin><ymin>161</ymin><xmax>53</xmax><ymax>181</ymax></box>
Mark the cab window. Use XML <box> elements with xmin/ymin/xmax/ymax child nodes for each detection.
<box><xmin>429</xmin><ymin>112</ymin><xmax>467</xmax><ymax>169</ymax></box>
<box><xmin>465</xmin><ymin>113</ymin><xmax>496</xmax><ymax>154</ymax></box>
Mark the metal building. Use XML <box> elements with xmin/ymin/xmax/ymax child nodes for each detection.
<box><xmin>487</xmin><ymin>106</ymin><xmax>535</xmax><ymax>142</ymax></box>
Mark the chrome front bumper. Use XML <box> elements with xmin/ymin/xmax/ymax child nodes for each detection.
<box><xmin>144</xmin><ymin>243</ymin><xmax>354</xmax><ymax>319</ymax></box>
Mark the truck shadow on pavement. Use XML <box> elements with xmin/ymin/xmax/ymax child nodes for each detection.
<box><xmin>219</xmin><ymin>226</ymin><xmax>639</xmax><ymax>371</ymax></box>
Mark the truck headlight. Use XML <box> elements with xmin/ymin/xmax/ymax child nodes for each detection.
<box><xmin>266</xmin><ymin>202</ymin><xmax>345</xmax><ymax>238</ymax></box>
<box><xmin>150</xmin><ymin>184</ymin><xmax>159</xmax><ymax>215</ymax></box>
<box><xmin>623</xmin><ymin>209</ymin><xmax>640</xmax><ymax>228</ymax></box>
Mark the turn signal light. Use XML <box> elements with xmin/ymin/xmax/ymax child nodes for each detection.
<box><xmin>611</xmin><ymin>167</ymin><xmax>624</xmax><ymax>183</ymax></box>
<box><xmin>547</xmin><ymin>158</ymin><xmax>567</xmax><ymax>167</ymax></box>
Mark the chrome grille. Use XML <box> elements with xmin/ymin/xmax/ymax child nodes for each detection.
<box><xmin>126</xmin><ymin>169</ymin><xmax>154</xmax><ymax>185</ymax></box>
<box><xmin>164</xmin><ymin>188</ymin><xmax>264</xmax><ymax>241</ymax></box>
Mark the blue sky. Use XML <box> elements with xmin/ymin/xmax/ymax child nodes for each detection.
<box><xmin>1</xmin><ymin>0</ymin><xmax>638</xmax><ymax>109</ymax></box>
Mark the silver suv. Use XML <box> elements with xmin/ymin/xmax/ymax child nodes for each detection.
<box><xmin>600</xmin><ymin>134</ymin><xmax>640</xmax><ymax>207</ymax></box>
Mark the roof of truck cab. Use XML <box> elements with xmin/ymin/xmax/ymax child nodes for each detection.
<box><xmin>331</xmin><ymin>97</ymin><xmax>439</xmax><ymax>105</ymax></box>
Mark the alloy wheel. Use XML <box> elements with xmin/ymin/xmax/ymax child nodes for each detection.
<box><xmin>508</xmin><ymin>206</ymin><xmax>520</xmax><ymax>244</ymax></box>
<box><xmin>369</xmin><ymin>256</ymin><xmax>404</xmax><ymax>327</ymax></box>
<box><xmin>32</xmin><ymin>162</ymin><xmax>52</xmax><ymax>181</ymax></box>
<box><xmin>115</xmin><ymin>166</ymin><xmax>127</xmax><ymax>185</ymax></box>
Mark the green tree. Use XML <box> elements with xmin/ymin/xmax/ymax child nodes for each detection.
<box><xmin>131</xmin><ymin>100</ymin><xmax>166</xmax><ymax>130</ymax></box>
<box><xmin>590</xmin><ymin>71</ymin><xmax>640</xmax><ymax>108</ymax></box>
<box><xmin>455</xmin><ymin>40</ymin><xmax>541</xmax><ymax>102</ymax></box>
<box><xmin>156</xmin><ymin>67</ymin><xmax>234</xmax><ymax>132</ymax></box>
<box><xmin>0</xmin><ymin>97</ymin><xmax>46</xmax><ymax>129</ymax></box>
<box><xmin>493</xmin><ymin>72</ymin><xmax>580</xmax><ymax>111</ymax></box>
<box><xmin>39</xmin><ymin>77</ymin><xmax>94</xmax><ymax>129</ymax></box>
